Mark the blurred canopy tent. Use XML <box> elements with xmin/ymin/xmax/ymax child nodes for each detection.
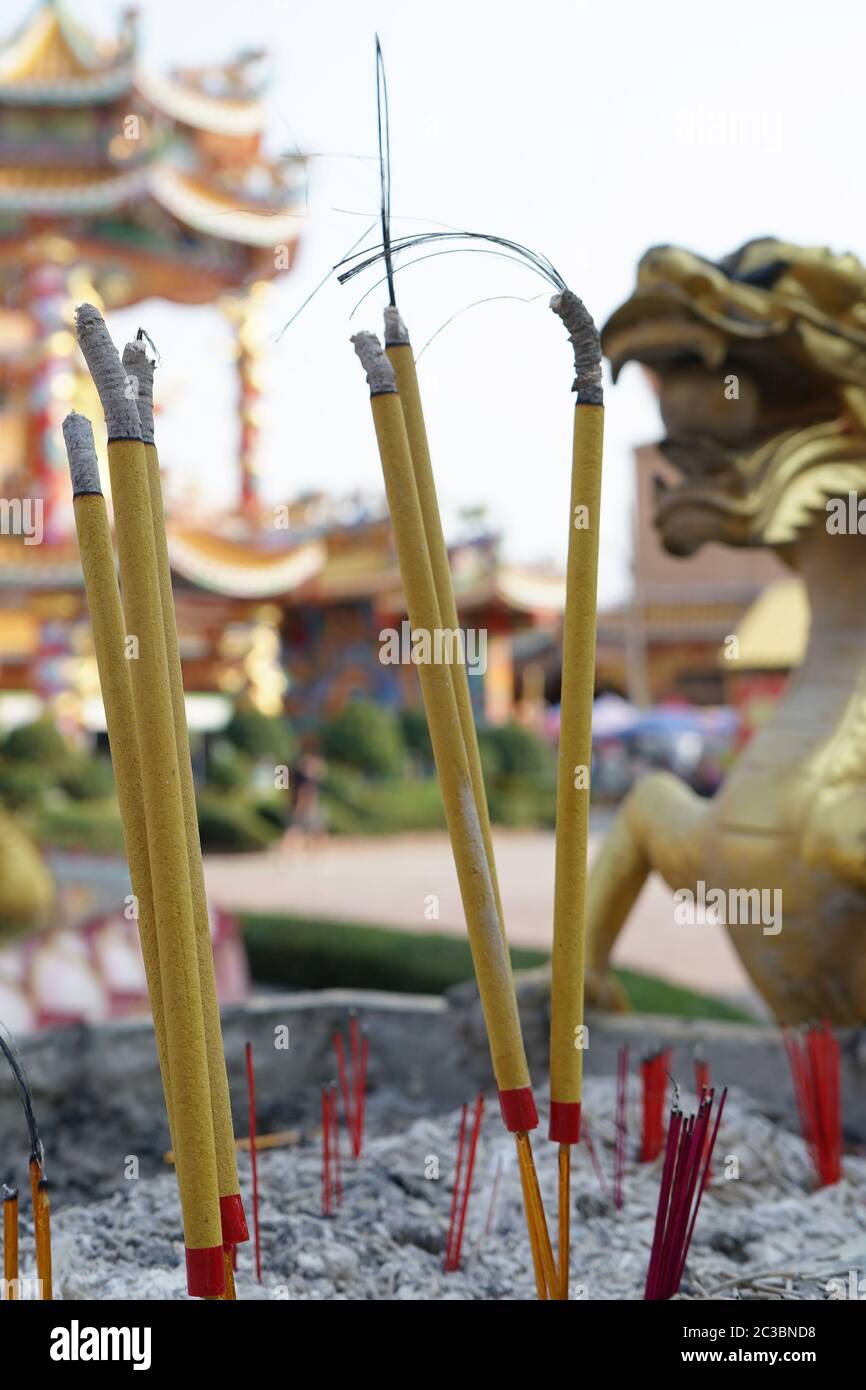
<box><xmin>0</xmin><ymin>2</ymin><xmax>565</xmax><ymax>735</ymax></box>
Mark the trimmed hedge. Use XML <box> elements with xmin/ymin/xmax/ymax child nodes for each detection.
<box><xmin>240</xmin><ymin>911</ymin><xmax>755</xmax><ymax>1021</ymax></box>
<box><xmin>242</xmin><ymin>912</ymin><xmax>548</xmax><ymax>995</ymax></box>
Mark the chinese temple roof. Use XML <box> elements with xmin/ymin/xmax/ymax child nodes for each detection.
<box><xmin>0</xmin><ymin>1</ymin><xmax>134</xmax><ymax>104</ymax></box>
<box><xmin>0</xmin><ymin>2</ymin><xmax>304</xmax><ymax>293</ymax></box>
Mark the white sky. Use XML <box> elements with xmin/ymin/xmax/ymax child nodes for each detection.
<box><xmin>13</xmin><ymin>0</ymin><xmax>866</xmax><ymax>604</ymax></box>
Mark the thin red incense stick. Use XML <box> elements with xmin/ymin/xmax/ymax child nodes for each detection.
<box><xmin>445</xmin><ymin>1102</ymin><xmax>468</xmax><ymax>1271</ymax></box>
<box><xmin>329</xmin><ymin>1084</ymin><xmax>343</xmax><ymax>1207</ymax></box>
<box><xmin>785</xmin><ymin>1023</ymin><xmax>842</xmax><ymax>1187</ymax></box>
<box><xmin>643</xmin><ymin>1087</ymin><xmax>727</xmax><ymax>1300</ymax></box>
<box><xmin>694</xmin><ymin>1050</ymin><xmax>713</xmax><ymax>1182</ymax></box>
<box><xmin>451</xmin><ymin>1092</ymin><xmax>484</xmax><ymax>1273</ymax></box>
<box><xmin>354</xmin><ymin>1032</ymin><xmax>369</xmax><ymax>1158</ymax></box>
<box><xmin>581</xmin><ymin>1117</ymin><xmax>609</xmax><ymax>1201</ymax></box>
<box><xmin>349</xmin><ymin>1011</ymin><xmax>360</xmax><ymax>1103</ymax></box>
<box><xmin>333</xmin><ymin>1032</ymin><xmax>354</xmax><ymax>1154</ymax></box>
<box><xmin>613</xmin><ymin>1045</ymin><xmax>629</xmax><ymax>1209</ymax></box>
<box><xmin>245</xmin><ymin>1040</ymin><xmax>262</xmax><ymax>1281</ymax></box>
<box><xmin>485</xmin><ymin>1154</ymin><xmax>503</xmax><ymax>1236</ymax></box>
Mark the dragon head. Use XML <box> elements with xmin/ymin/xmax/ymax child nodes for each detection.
<box><xmin>602</xmin><ymin>239</ymin><xmax>866</xmax><ymax>556</ymax></box>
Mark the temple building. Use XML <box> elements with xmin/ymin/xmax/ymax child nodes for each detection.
<box><xmin>0</xmin><ymin>1</ymin><xmax>563</xmax><ymax>737</ymax></box>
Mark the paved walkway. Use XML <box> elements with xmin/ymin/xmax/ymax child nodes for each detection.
<box><xmin>204</xmin><ymin>825</ymin><xmax>755</xmax><ymax>1004</ymax></box>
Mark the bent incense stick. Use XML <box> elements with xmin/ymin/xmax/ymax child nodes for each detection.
<box><xmin>63</xmin><ymin>412</ymin><xmax>176</xmax><ymax>1158</ymax></box>
<box><xmin>74</xmin><ymin>305</ymin><xmax>223</xmax><ymax>1298</ymax></box>
<box><xmin>351</xmin><ymin>333</ymin><xmax>556</xmax><ymax>1298</ymax></box>
<box><xmin>383</xmin><ymin>307</ymin><xmax>506</xmax><ymax>942</ymax></box>
<box><xmin>548</xmin><ymin>289</ymin><xmax>604</xmax><ymax>1300</ymax></box>
<box><xmin>2</xmin><ymin>1185</ymin><xmax>17</xmax><ymax>1299</ymax></box>
<box><xmin>122</xmin><ymin>340</ymin><xmax>248</xmax><ymax>1257</ymax></box>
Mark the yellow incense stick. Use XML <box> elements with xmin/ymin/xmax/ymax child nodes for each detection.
<box><xmin>548</xmin><ymin>292</ymin><xmax>604</xmax><ymax>1133</ymax></box>
<box><xmin>352</xmin><ymin>332</ymin><xmax>558</xmax><ymax>1297</ymax></box>
<box><xmin>547</xmin><ymin>290</ymin><xmax>605</xmax><ymax>1302</ymax></box>
<box><xmin>75</xmin><ymin>305</ymin><xmax>223</xmax><ymax>1298</ymax></box>
<box><xmin>122</xmin><ymin>340</ymin><xmax>247</xmax><ymax>1253</ymax></box>
<box><xmin>2</xmin><ymin>1187</ymin><xmax>17</xmax><ymax>1299</ymax></box>
<box><xmin>352</xmin><ymin>332</ymin><xmax>530</xmax><ymax>1100</ymax></box>
<box><xmin>63</xmin><ymin>414</ymin><xmax>176</xmax><ymax>1153</ymax></box>
<box><xmin>383</xmin><ymin>308</ymin><xmax>505</xmax><ymax>940</ymax></box>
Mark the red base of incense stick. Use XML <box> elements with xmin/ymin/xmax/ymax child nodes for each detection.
<box><xmin>185</xmin><ymin>1244</ymin><xmax>226</xmax><ymax>1298</ymax></box>
<box><xmin>497</xmin><ymin>1086</ymin><xmax>538</xmax><ymax>1133</ymax></box>
<box><xmin>549</xmin><ymin>1100</ymin><xmax>582</xmax><ymax>1144</ymax></box>
<box><xmin>219</xmin><ymin>1193</ymin><xmax>249</xmax><ymax>1246</ymax></box>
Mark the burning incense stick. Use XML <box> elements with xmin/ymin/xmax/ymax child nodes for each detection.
<box><xmin>63</xmin><ymin>412</ymin><xmax>176</xmax><ymax>1153</ymax></box>
<box><xmin>350</xmin><ymin>332</ymin><xmax>556</xmax><ymax>1297</ymax></box>
<box><xmin>74</xmin><ymin>306</ymin><xmax>223</xmax><ymax>1298</ymax></box>
<box><xmin>383</xmin><ymin>305</ymin><xmax>506</xmax><ymax>943</ymax></box>
<box><xmin>245</xmin><ymin>1042</ymin><xmax>262</xmax><ymax>1280</ymax></box>
<box><xmin>2</xmin><ymin>1185</ymin><xmax>17</xmax><ymax>1299</ymax></box>
<box><xmin>122</xmin><ymin>339</ymin><xmax>248</xmax><ymax>1259</ymax></box>
<box><xmin>547</xmin><ymin>290</ymin><xmax>604</xmax><ymax>1299</ymax></box>
<box><xmin>785</xmin><ymin>1023</ymin><xmax>842</xmax><ymax>1187</ymax></box>
<box><xmin>644</xmin><ymin>1087</ymin><xmax>727</xmax><ymax>1300</ymax></box>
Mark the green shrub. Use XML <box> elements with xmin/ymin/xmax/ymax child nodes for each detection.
<box><xmin>57</xmin><ymin>755</ymin><xmax>116</xmax><ymax>801</ymax></box>
<box><xmin>320</xmin><ymin>700</ymin><xmax>406</xmax><ymax>779</ymax></box>
<box><xmin>224</xmin><ymin>706</ymin><xmax>297</xmax><ymax>764</ymax></box>
<box><xmin>28</xmin><ymin>799</ymin><xmax>125</xmax><ymax>854</ymax></box>
<box><xmin>399</xmin><ymin>706</ymin><xmax>433</xmax><ymax>769</ymax></box>
<box><xmin>242</xmin><ymin>912</ymin><xmax>548</xmax><ymax>994</ymax></box>
<box><xmin>251</xmin><ymin>791</ymin><xmax>292</xmax><ymax>833</ymax></box>
<box><xmin>196</xmin><ymin>792</ymin><xmax>278</xmax><ymax>852</ymax></box>
<box><xmin>207</xmin><ymin>739</ymin><xmax>249</xmax><ymax>792</ymax></box>
<box><xmin>483</xmin><ymin>722</ymin><xmax>554</xmax><ymax>779</ymax></box>
<box><xmin>3</xmin><ymin>718</ymin><xmax>69</xmax><ymax>766</ymax></box>
<box><xmin>0</xmin><ymin>761</ymin><xmax>54</xmax><ymax>810</ymax></box>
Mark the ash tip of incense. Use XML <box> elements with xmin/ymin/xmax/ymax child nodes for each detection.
<box><xmin>122</xmin><ymin>340</ymin><xmax>155</xmax><ymax>443</ymax></box>
<box><xmin>351</xmin><ymin>331</ymin><xmax>397</xmax><ymax>395</ymax></box>
<box><xmin>63</xmin><ymin>411</ymin><xmax>102</xmax><ymax>495</ymax></box>
<box><xmin>383</xmin><ymin>305</ymin><xmax>410</xmax><ymax>346</ymax></box>
<box><xmin>74</xmin><ymin>303</ymin><xmax>143</xmax><ymax>440</ymax></box>
<box><xmin>550</xmin><ymin>289</ymin><xmax>604</xmax><ymax>405</ymax></box>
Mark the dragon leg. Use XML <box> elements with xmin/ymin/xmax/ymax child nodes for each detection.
<box><xmin>586</xmin><ymin>771</ymin><xmax>708</xmax><ymax>1009</ymax></box>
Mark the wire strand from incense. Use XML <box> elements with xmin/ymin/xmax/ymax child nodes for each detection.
<box><xmin>336</xmin><ymin>230</ymin><xmax>567</xmax><ymax>292</ymax></box>
<box><xmin>349</xmin><ymin>247</ymin><xmax>558</xmax><ymax>321</ymax></box>
<box><xmin>374</xmin><ymin>36</ymin><xmax>396</xmax><ymax>307</ymax></box>
<box><xmin>415</xmin><ymin>293</ymin><xmax>546</xmax><ymax>361</ymax></box>
<box><xmin>0</xmin><ymin>1022</ymin><xmax>42</xmax><ymax>1169</ymax></box>
<box><xmin>277</xmin><ymin>220</ymin><xmax>379</xmax><ymax>340</ymax></box>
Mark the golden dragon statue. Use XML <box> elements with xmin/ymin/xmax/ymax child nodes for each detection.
<box><xmin>587</xmin><ymin>237</ymin><xmax>866</xmax><ymax>1025</ymax></box>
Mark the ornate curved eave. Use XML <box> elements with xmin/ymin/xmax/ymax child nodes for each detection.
<box><xmin>168</xmin><ymin>533</ymin><xmax>326</xmax><ymax>598</ymax></box>
<box><xmin>149</xmin><ymin>166</ymin><xmax>303</xmax><ymax>249</ymax></box>
<box><xmin>0</xmin><ymin>66</ymin><xmax>133</xmax><ymax>106</ymax></box>
<box><xmin>134</xmin><ymin>69</ymin><xmax>266</xmax><ymax>139</ymax></box>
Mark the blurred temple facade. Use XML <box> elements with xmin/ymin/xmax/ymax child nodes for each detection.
<box><xmin>0</xmin><ymin>1</ymin><xmax>565</xmax><ymax>736</ymax></box>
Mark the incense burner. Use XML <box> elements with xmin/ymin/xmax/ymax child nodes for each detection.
<box><xmin>588</xmin><ymin>238</ymin><xmax>866</xmax><ymax>1024</ymax></box>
